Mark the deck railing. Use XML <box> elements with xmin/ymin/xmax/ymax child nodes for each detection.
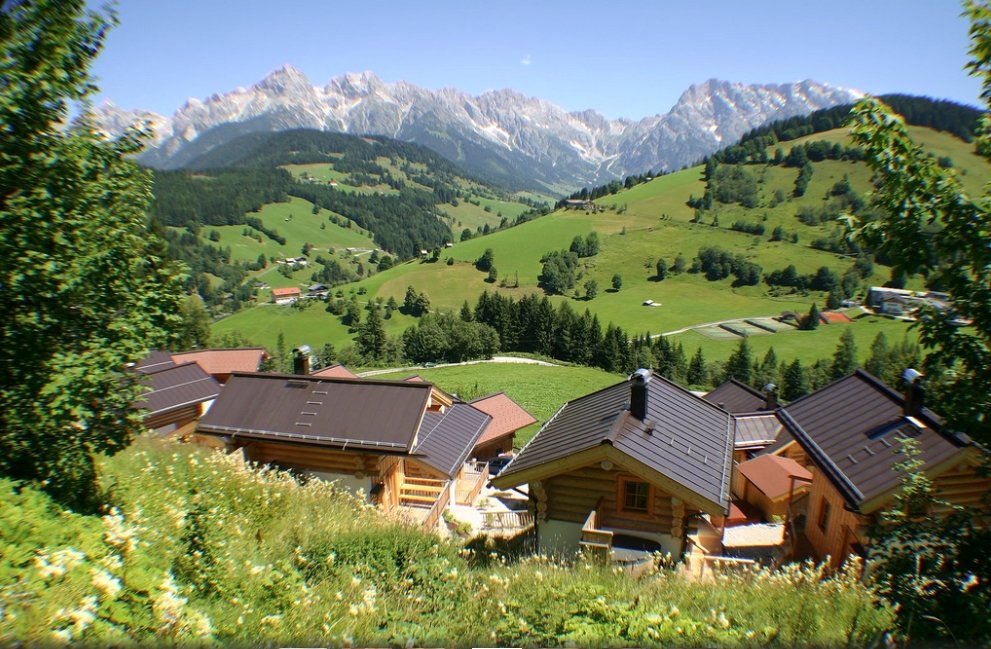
<box><xmin>417</xmin><ymin>480</ymin><xmax>451</xmax><ymax>531</ymax></box>
<box><xmin>456</xmin><ymin>461</ymin><xmax>489</xmax><ymax>505</ymax></box>
<box><xmin>579</xmin><ymin>505</ymin><xmax>613</xmax><ymax>561</ymax></box>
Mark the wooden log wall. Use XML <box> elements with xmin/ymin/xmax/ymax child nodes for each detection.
<box><xmin>932</xmin><ymin>461</ymin><xmax>991</xmax><ymax>517</ymax></box>
<box><xmin>543</xmin><ymin>465</ymin><xmax>684</xmax><ymax>535</ymax></box>
<box><xmin>244</xmin><ymin>441</ymin><xmax>382</xmax><ymax>478</ymax></box>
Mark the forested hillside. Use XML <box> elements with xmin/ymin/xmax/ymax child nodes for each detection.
<box><xmin>215</xmin><ymin>99</ymin><xmax>990</xmax><ymax>391</ymax></box>
<box><xmin>150</xmin><ymin>130</ymin><xmax>548</xmax><ymax>311</ymax></box>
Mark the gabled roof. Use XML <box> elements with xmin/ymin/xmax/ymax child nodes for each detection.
<box><xmin>171</xmin><ymin>348</ymin><xmax>267</xmax><ymax>376</ymax></box>
<box><xmin>733</xmin><ymin>412</ymin><xmax>784</xmax><ymax>449</ymax></box>
<box><xmin>494</xmin><ymin>372</ymin><xmax>733</xmax><ymax>512</ymax></box>
<box><xmin>311</xmin><ymin>363</ymin><xmax>359</xmax><ymax>379</ymax></box>
<box><xmin>138</xmin><ymin>362</ymin><xmax>220</xmax><ymax>417</ymax></box>
<box><xmin>737</xmin><ymin>454</ymin><xmax>812</xmax><ymax>501</ymax></box>
<box><xmin>197</xmin><ymin>372</ymin><xmax>431</xmax><ymax>453</ymax></box>
<box><xmin>470</xmin><ymin>392</ymin><xmax>537</xmax><ymax>445</ymax></box>
<box><xmin>703</xmin><ymin>379</ymin><xmax>767</xmax><ymax>414</ymax></box>
<box><xmin>135</xmin><ymin>350</ymin><xmax>176</xmax><ymax>374</ymax></box>
<box><xmin>780</xmin><ymin>369</ymin><xmax>972</xmax><ymax>512</ymax></box>
<box><xmin>413</xmin><ymin>403</ymin><xmax>491</xmax><ymax>477</ymax></box>
<box><xmin>271</xmin><ymin>287</ymin><xmax>301</xmax><ymax>297</ymax></box>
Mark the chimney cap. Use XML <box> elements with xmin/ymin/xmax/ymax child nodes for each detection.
<box><xmin>630</xmin><ymin>368</ymin><xmax>652</xmax><ymax>384</ymax></box>
<box><xmin>764</xmin><ymin>383</ymin><xmax>777</xmax><ymax>393</ymax></box>
<box><xmin>902</xmin><ymin>368</ymin><xmax>923</xmax><ymax>384</ymax></box>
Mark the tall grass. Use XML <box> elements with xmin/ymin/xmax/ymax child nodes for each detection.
<box><xmin>0</xmin><ymin>439</ymin><xmax>895</xmax><ymax>646</ymax></box>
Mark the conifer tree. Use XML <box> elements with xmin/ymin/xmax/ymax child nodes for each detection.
<box><xmin>723</xmin><ymin>338</ymin><xmax>753</xmax><ymax>385</ymax></box>
<box><xmin>831</xmin><ymin>328</ymin><xmax>859</xmax><ymax>379</ymax></box>
<box><xmin>687</xmin><ymin>348</ymin><xmax>708</xmax><ymax>386</ymax></box>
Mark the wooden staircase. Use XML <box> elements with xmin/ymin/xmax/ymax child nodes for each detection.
<box><xmin>399</xmin><ymin>477</ymin><xmax>447</xmax><ymax>507</ymax></box>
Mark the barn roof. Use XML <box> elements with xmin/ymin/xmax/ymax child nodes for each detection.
<box><xmin>470</xmin><ymin>392</ymin><xmax>537</xmax><ymax>445</ymax></box>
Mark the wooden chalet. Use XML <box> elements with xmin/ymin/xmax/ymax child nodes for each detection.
<box><xmin>195</xmin><ymin>372</ymin><xmax>493</xmax><ymax>528</ymax></box>
<box><xmin>468</xmin><ymin>392</ymin><xmax>537</xmax><ymax>458</ymax></box>
<box><xmin>171</xmin><ymin>347</ymin><xmax>267</xmax><ymax>384</ymax></box>
<box><xmin>491</xmin><ymin>369</ymin><xmax>734</xmax><ymax>558</ymax></box>
<box><xmin>775</xmin><ymin>369</ymin><xmax>990</xmax><ymax>567</ymax></box>
<box><xmin>135</xmin><ymin>351</ymin><xmax>220</xmax><ymax>436</ymax></box>
<box><xmin>732</xmin><ymin>454</ymin><xmax>812</xmax><ymax>521</ymax></box>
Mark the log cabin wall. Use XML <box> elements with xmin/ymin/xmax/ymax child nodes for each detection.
<box><xmin>804</xmin><ymin>474</ymin><xmax>863</xmax><ymax>568</ymax></box>
<box><xmin>404</xmin><ymin>459</ymin><xmax>445</xmax><ymax>481</ymax></box>
<box><xmin>932</xmin><ymin>460</ymin><xmax>991</xmax><ymax>519</ymax></box>
<box><xmin>543</xmin><ymin>464</ymin><xmax>695</xmax><ymax>537</ymax></box>
<box><xmin>241</xmin><ymin>441</ymin><xmax>400</xmax><ymax>508</ymax></box>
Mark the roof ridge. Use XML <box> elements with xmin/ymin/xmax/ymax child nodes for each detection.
<box><xmin>227</xmin><ymin>371</ymin><xmax>434</xmax><ymax>389</ymax></box>
<box><xmin>656</xmin><ymin>373</ymin><xmax>742</xmax><ymax>415</ymax></box>
<box><xmin>173</xmin><ymin>346</ymin><xmax>266</xmax><ymax>354</ymax></box>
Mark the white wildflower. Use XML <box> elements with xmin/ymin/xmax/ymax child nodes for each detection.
<box><xmin>91</xmin><ymin>568</ymin><xmax>122</xmax><ymax>600</ymax></box>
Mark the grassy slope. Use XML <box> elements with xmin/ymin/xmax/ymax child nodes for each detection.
<box><xmin>214</xmin><ymin>126</ymin><xmax>987</xmax><ymax>368</ymax></box>
<box><xmin>376</xmin><ymin>362</ymin><xmax>622</xmax><ymax>446</ymax></box>
<box><xmin>0</xmin><ymin>439</ymin><xmax>894</xmax><ymax>646</ymax></box>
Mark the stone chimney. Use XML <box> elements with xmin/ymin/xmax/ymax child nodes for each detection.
<box><xmin>764</xmin><ymin>383</ymin><xmax>778</xmax><ymax>410</ymax></box>
<box><xmin>629</xmin><ymin>368</ymin><xmax>652</xmax><ymax>421</ymax></box>
<box><xmin>902</xmin><ymin>368</ymin><xmax>924</xmax><ymax>417</ymax></box>
<box><xmin>292</xmin><ymin>345</ymin><xmax>312</xmax><ymax>375</ymax></box>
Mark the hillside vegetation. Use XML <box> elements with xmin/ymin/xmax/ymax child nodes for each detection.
<box><xmin>215</xmin><ymin>123</ymin><xmax>988</xmax><ymax>379</ymax></box>
<box><xmin>0</xmin><ymin>439</ymin><xmax>895</xmax><ymax>647</ymax></box>
<box><xmin>151</xmin><ymin>130</ymin><xmax>549</xmax><ymax>310</ymax></box>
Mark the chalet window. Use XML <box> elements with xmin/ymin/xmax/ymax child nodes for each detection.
<box><xmin>817</xmin><ymin>498</ymin><xmax>832</xmax><ymax>533</ymax></box>
<box><xmin>621</xmin><ymin>479</ymin><xmax>651</xmax><ymax>513</ymax></box>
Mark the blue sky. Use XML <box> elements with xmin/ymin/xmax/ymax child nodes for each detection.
<box><xmin>90</xmin><ymin>1</ymin><xmax>981</xmax><ymax>120</ymax></box>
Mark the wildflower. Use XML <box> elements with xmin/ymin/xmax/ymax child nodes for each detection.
<box><xmin>670</xmin><ymin>605</ymin><xmax>680</xmax><ymax>617</ymax></box>
<box><xmin>335</xmin><ymin>592</ymin><xmax>343</xmax><ymax>601</ymax></box>
<box><xmin>350</xmin><ymin>575</ymin><xmax>361</xmax><ymax>587</ymax></box>
<box><xmin>260</xmin><ymin>614</ymin><xmax>282</xmax><ymax>627</ymax></box>
<box><xmin>718</xmin><ymin>612</ymin><xmax>730</xmax><ymax>629</ymax></box>
<box><xmin>69</xmin><ymin>596</ymin><xmax>98</xmax><ymax>634</ymax></box>
<box><xmin>34</xmin><ymin>553</ymin><xmax>65</xmax><ymax>580</ymax></box>
<box><xmin>50</xmin><ymin>629</ymin><xmax>72</xmax><ymax>643</ymax></box>
<box><xmin>91</xmin><ymin>568</ymin><xmax>122</xmax><ymax>600</ymax></box>
<box><xmin>348</xmin><ymin>604</ymin><xmax>359</xmax><ymax>616</ymax></box>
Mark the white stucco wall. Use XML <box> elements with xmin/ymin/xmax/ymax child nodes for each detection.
<box><xmin>538</xmin><ymin>519</ymin><xmax>584</xmax><ymax>557</ymax></box>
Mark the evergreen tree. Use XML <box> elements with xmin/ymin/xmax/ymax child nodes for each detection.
<box><xmin>831</xmin><ymin>328</ymin><xmax>859</xmax><ymax>379</ymax></box>
<box><xmin>475</xmin><ymin>248</ymin><xmax>494</xmax><ymax>272</ymax></box>
<box><xmin>459</xmin><ymin>300</ymin><xmax>473</xmax><ymax>322</ymax></box>
<box><xmin>755</xmin><ymin>347</ymin><xmax>779</xmax><ymax>389</ymax></box>
<box><xmin>723</xmin><ymin>338</ymin><xmax>753</xmax><ymax>384</ymax></box>
<box><xmin>782</xmin><ymin>359</ymin><xmax>808</xmax><ymax>401</ymax></box>
<box><xmin>356</xmin><ymin>304</ymin><xmax>387</xmax><ymax>361</ymax></box>
<box><xmin>276</xmin><ymin>332</ymin><xmax>288</xmax><ymax>373</ymax></box>
<box><xmin>611</xmin><ymin>273</ymin><xmax>623</xmax><ymax>291</ymax></box>
<box><xmin>687</xmin><ymin>348</ymin><xmax>708</xmax><ymax>386</ymax></box>
<box><xmin>865</xmin><ymin>332</ymin><xmax>890</xmax><ymax>378</ymax></box>
<box><xmin>802</xmin><ymin>303</ymin><xmax>821</xmax><ymax>330</ymax></box>
<box><xmin>655</xmin><ymin>258</ymin><xmax>668</xmax><ymax>281</ymax></box>
<box><xmin>584</xmin><ymin>279</ymin><xmax>598</xmax><ymax>300</ymax></box>
<box><xmin>0</xmin><ymin>0</ymin><xmax>187</xmax><ymax>508</ymax></box>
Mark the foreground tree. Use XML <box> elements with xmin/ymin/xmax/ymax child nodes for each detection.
<box><xmin>0</xmin><ymin>1</ymin><xmax>184</xmax><ymax>508</ymax></box>
<box><xmin>847</xmin><ymin>4</ymin><xmax>991</xmax><ymax>442</ymax></box>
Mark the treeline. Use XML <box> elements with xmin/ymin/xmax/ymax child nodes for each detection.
<box><xmin>708</xmin><ymin>94</ymin><xmax>981</xmax><ymax>167</ymax></box>
<box><xmin>290</xmin><ymin>183</ymin><xmax>450</xmax><ymax>259</ymax></box>
<box><xmin>150</xmin><ymin>168</ymin><xmax>293</xmax><ymax>227</ymax></box>
<box><xmin>558</xmin><ymin>170</ymin><xmax>662</xmax><ymax>206</ymax></box>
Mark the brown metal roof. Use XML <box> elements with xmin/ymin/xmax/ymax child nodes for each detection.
<box><xmin>733</xmin><ymin>413</ymin><xmax>784</xmax><ymax>449</ymax></box>
<box><xmin>780</xmin><ymin>369</ymin><xmax>969</xmax><ymax>510</ymax></box>
<box><xmin>704</xmin><ymin>379</ymin><xmax>768</xmax><ymax>414</ymax></box>
<box><xmin>171</xmin><ymin>348</ymin><xmax>267</xmax><ymax>376</ymax></box>
<box><xmin>413</xmin><ymin>403</ymin><xmax>492</xmax><ymax>477</ymax></box>
<box><xmin>311</xmin><ymin>363</ymin><xmax>358</xmax><ymax>379</ymax></box>
<box><xmin>470</xmin><ymin>392</ymin><xmax>537</xmax><ymax>445</ymax></box>
<box><xmin>737</xmin><ymin>454</ymin><xmax>812</xmax><ymax>500</ymax></box>
<box><xmin>135</xmin><ymin>350</ymin><xmax>176</xmax><ymax>374</ymax></box>
<box><xmin>137</xmin><ymin>362</ymin><xmax>220</xmax><ymax>416</ymax></box>
<box><xmin>197</xmin><ymin>372</ymin><xmax>431</xmax><ymax>452</ymax></box>
<box><xmin>497</xmin><ymin>371</ymin><xmax>733</xmax><ymax>510</ymax></box>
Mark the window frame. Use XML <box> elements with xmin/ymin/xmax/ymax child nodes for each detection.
<box><xmin>817</xmin><ymin>497</ymin><xmax>832</xmax><ymax>533</ymax></box>
<box><xmin>617</xmin><ymin>475</ymin><xmax>653</xmax><ymax>516</ymax></box>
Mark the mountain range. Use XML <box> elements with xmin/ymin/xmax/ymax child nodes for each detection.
<box><xmin>93</xmin><ymin>66</ymin><xmax>862</xmax><ymax>192</ymax></box>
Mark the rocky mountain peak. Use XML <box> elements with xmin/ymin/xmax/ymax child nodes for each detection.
<box><xmin>91</xmin><ymin>70</ymin><xmax>862</xmax><ymax>191</ymax></box>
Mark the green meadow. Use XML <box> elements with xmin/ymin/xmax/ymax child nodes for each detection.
<box><xmin>376</xmin><ymin>362</ymin><xmax>622</xmax><ymax>446</ymax></box>
<box><xmin>213</xmin><ymin>125</ymin><xmax>987</xmax><ymax>367</ymax></box>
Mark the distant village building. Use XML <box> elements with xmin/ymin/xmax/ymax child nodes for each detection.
<box><xmin>271</xmin><ymin>287</ymin><xmax>301</xmax><ymax>304</ymax></box>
